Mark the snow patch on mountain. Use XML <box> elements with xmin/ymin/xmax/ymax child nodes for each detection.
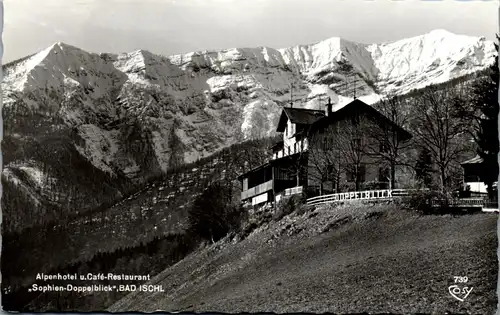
<box><xmin>279</xmin><ymin>37</ymin><xmax>378</xmax><ymax>82</ymax></box>
<box><xmin>2</xmin><ymin>167</ymin><xmax>44</xmax><ymax>208</ymax></box>
<box><xmin>2</xmin><ymin>29</ymin><xmax>496</xmax><ymax>181</ymax></box>
<box><xmin>241</xmin><ymin>99</ymin><xmax>282</xmax><ymax>139</ymax></box>
<box><xmin>18</xmin><ymin>166</ymin><xmax>45</xmax><ymax>187</ymax></box>
<box><xmin>366</xmin><ymin>29</ymin><xmax>496</xmax><ymax>94</ymax></box>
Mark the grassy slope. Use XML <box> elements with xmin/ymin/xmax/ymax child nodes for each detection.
<box><xmin>108</xmin><ymin>203</ymin><xmax>498</xmax><ymax>314</ymax></box>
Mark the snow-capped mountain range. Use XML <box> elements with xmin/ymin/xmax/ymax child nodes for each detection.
<box><xmin>1</xmin><ymin>29</ymin><xmax>496</xmax><ymax>226</ymax></box>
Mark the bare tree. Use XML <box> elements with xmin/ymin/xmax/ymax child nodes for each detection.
<box><xmin>337</xmin><ymin>118</ymin><xmax>371</xmax><ymax>191</ymax></box>
<box><xmin>308</xmin><ymin>115</ymin><xmax>371</xmax><ymax>192</ymax></box>
<box><xmin>410</xmin><ymin>86</ymin><xmax>472</xmax><ymax>192</ymax></box>
<box><xmin>239</xmin><ymin>138</ymin><xmax>273</xmax><ymax>172</ymax></box>
<box><xmin>307</xmin><ymin>132</ymin><xmax>343</xmax><ymax>194</ymax></box>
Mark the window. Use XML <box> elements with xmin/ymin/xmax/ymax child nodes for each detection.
<box><xmin>380</xmin><ymin>143</ymin><xmax>389</xmax><ymax>153</ymax></box>
<box><xmin>378</xmin><ymin>167</ymin><xmax>389</xmax><ymax>182</ymax></box>
<box><xmin>347</xmin><ymin>164</ymin><xmax>366</xmax><ymax>182</ymax></box>
<box><xmin>327</xmin><ymin>164</ymin><xmax>338</xmax><ymax>179</ymax></box>
<box><xmin>347</xmin><ymin>169</ymin><xmax>355</xmax><ymax>182</ymax></box>
<box><xmin>359</xmin><ymin>164</ymin><xmax>366</xmax><ymax>182</ymax></box>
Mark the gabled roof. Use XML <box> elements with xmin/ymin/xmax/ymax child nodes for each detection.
<box><xmin>275</xmin><ymin>99</ymin><xmax>412</xmax><ymax>140</ymax></box>
<box><xmin>276</xmin><ymin>107</ymin><xmax>325</xmax><ymax>132</ymax></box>
<box><xmin>327</xmin><ymin>99</ymin><xmax>413</xmax><ymax>140</ymax></box>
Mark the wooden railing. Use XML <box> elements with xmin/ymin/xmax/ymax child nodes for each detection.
<box><xmin>284</xmin><ymin>186</ymin><xmax>303</xmax><ymax>196</ymax></box>
<box><xmin>305</xmin><ymin>188</ymin><xmax>495</xmax><ymax>210</ymax></box>
<box><xmin>307</xmin><ymin>189</ymin><xmax>399</xmax><ymax>206</ymax></box>
<box><xmin>241</xmin><ymin>180</ymin><xmax>273</xmax><ymax>200</ymax></box>
<box><xmin>430</xmin><ymin>198</ymin><xmax>485</xmax><ymax>208</ymax></box>
<box><xmin>272</xmin><ymin>139</ymin><xmax>308</xmax><ymax>160</ymax></box>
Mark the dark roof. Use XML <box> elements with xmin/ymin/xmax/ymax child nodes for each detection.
<box><xmin>276</xmin><ymin>107</ymin><xmax>325</xmax><ymax>132</ymax></box>
<box><xmin>275</xmin><ymin>99</ymin><xmax>412</xmax><ymax>140</ymax></box>
<box><xmin>332</xmin><ymin>99</ymin><xmax>412</xmax><ymax>140</ymax></box>
<box><xmin>461</xmin><ymin>155</ymin><xmax>483</xmax><ymax>165</ymax></box>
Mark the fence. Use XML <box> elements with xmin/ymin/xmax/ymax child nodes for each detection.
<box><xmin>430</xmin><ymin>198</ymin><xmax>487</xmax><ymax>208</ymax></box>
<box><xmin>305</xmin><ymin>188</ymin><xmax>497</xmax><ymax>211</ymax></box>
<box><xmin>484</xmin><ymin>201</ymin><xmax>499</xmax><ymax>209</ymax></box>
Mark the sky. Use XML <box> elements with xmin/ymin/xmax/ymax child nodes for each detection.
<box><xmin>2</xmin><ymin>0</ymin><xmax>498</xmax><ymax>63</ymax></box>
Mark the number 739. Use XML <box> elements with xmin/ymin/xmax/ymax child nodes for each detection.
<box><xmin>454</xmin><ymin>276</ymin><xmax>468</xmax><ymax>283</ymax></box>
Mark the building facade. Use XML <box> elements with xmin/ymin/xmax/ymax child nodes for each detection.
<box><xmin>460</xmin><ymin>155</ymin><xmax>498</xmax><ymax>195</ymax></box>
<box><xmin>238</xmin><ymin>98</ymin><xmax>412</xmax><ymax>206</ymax></box>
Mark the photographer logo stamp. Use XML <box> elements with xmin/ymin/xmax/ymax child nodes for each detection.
<box><xmin>449</xmin><ymin>276</ymin><xmax>473</xmax><ymax>302</ymax></box>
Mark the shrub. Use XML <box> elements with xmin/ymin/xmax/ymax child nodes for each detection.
<box><xmin>339</xmin><ymin>182</ymin><xmax>356</xmax><ymax>193</ymax></box>
<box><xmin>295</xmin><ymin>203</ymin><xmax>314</xmax><ymax>216</ymax></box>
<box><xmin>399</xmin><ymin>189</ymin><xmax>461</xmax><ymax>215</ymax></box>
<box><xmin>400</xmin><ymin>189</ymin><xmax>434</xmax><ymax>213</ymax></box>
<box><xmin>360</xmin><ymin>181</ymin><xmax>387</xmax><ymax>190</ymax></box>
<box><xmin>272</xmin><ymin>194</ymin><xmax>305</xmax><ymax>221</ymax></box>
<box><xmin>304</xmin><ymin>187</ymin><xmax>320</xmax><ymax>199</ymax></box>
<box><xmin>239</xmin><ymin>221</ymin><xmax>259</xmax><ymax>240</ymax></box>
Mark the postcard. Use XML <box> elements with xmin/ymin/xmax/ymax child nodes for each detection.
<box><xmin>1</xmin><ymin>0</ymin><xmax>498</xmax><ymax>313</ymax></box>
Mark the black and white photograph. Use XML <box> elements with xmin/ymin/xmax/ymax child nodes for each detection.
<box><xmin>1</xmin><ymin>0</ymin><xmax>499</xmax><ymax>313</ymax></box>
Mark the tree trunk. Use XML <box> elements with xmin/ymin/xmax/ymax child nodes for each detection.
<box><xmin>440</xmin><ymin>167</ymin><xmax>446</xmax><ymax>193</ymax></box>
<box><xmin>390</xmin><ymin>163</ymin><xmax>396</xmax><ymax>189</ymax></box>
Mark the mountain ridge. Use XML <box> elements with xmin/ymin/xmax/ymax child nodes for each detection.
<box><xmin>4</xmin><ymin>29</ymin><xmax>495</xmax><ymax>95</ymax></box>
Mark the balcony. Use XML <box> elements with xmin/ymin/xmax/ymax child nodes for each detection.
<box><xmin>272</xmin><ymin>139</ymin><xmax>308</xmax><ymax>160</ymax></box>
<box><xmin>275</xmin><ymin>186</ymin><xmax>303</xmax><ymax>203</ymax></box>
<box><xmin>241</xmin><ymin>180</ymin><xmax>273</xmax><ymax>200</ymax></box>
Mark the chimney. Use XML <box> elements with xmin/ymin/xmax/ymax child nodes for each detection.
<box><xmin>324</xmin><ymin>97</ymin><xmax>332</xmax><ymax>116</ymax></box>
